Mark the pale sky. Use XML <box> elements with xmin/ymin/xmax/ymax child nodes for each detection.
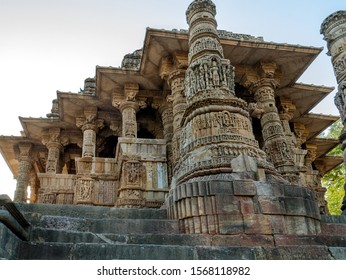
<box><xmin>0</xmin><ymin>0</ymin><xmax>345</xmax><ymax>199</ymax></box>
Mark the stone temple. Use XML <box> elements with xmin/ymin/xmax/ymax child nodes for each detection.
<box><xmin>1</xmin><ymin>0</ymin><xmax>346</xmax><ymax>259</ymax></box>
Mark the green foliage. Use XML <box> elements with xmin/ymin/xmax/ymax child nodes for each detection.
<box><xmin>321</xmin><ymin>119</ymin><xmax>345</xmax><ymax>215</ymax></box>
<box><xmin>322</xmin><ymin>163</ymin><xmax>345</xmax><ymax>215</ymax></box>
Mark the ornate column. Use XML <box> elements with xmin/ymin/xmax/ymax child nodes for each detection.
<box><xmin>41</xmin><ymin>128</ymin><xmax>68</xmax><ymax>173</ymax></box>
<box><xmin>292</xmin><ymin>123</ymin><xmax>309</xmax><ymax>185</ymax></box>
<box><xmin>115</xmin><ymin>84</ymin><xmax>140</xmax><ymax>138</ymax></box>
<box><xmin>160</xmin><ymin>55</ymin><xmax>188</xmax><ymax>170</ymax></box>
<box><xmin>29</xmin><ymin>172</ymin><xmax>39</xmax><ymax>203</ymax></box>
<box><xmin>76</xmin><ymin>107</ymin><xmax>105</xmax><ymax>158</ymax></box>
<box><xmin>321</xmin><ymin>11</ymin><xmax>346</xmax><ymax>213</ymax></box>
<box><xmin>242</xmin><ymin>63</ymin><xmax>297</xmax><ymax>181</ymax></box>
<box><xmin>14</xmin><ymin>143</ymin><xmax>33</xmax><ymax>202</ymax></box>
<box><xmin>305</xmin><ymin>144</ymin><xmax>328</xmax><ymax>214</ymax></box>
<box><xmin>152</xmin><ymin>100</ymin><xmax>174</xmax><ymax>185</ymax></box>
<box><xmin>278</xmin><ymin>97</ymin><xmax>296</xmax><ymax>148</ymax></box>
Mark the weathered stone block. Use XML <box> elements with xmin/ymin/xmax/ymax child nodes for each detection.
<box><xmin>243</xmin><ymin>214</ymin><xmax>272</xmax><ymax>235</ymax></box>
<box><xmin>238</xmin><ymin>197</ymin><xmax>255</xmax><ymax>215</ymax></box>
<box><xmin>215</xmin><ymin>195</ymin><xmax>240</xmax><ymax>215</ymax></box>
<box><xmin>191</xmin><ymin>197</ymin><xmax>199</xmax><ymax>216</ymax></box>
<box><xmin>269</xmin><ymin>215</ymin><xmax>287</xmax><ymax>234</ymax></box>
<box><xmin>255</xmin><ymin>182</ymin><xmax>274</xmax><ymax>196</ymax></box>
<box><xmin>197</xmin><ymin>196</ymin><xmax>205</xmax><ymax>216</ymax></box>
<box><xmin>283</xmin><ymin>185</ymin><xmax>302</xmax><ymax>197</ymax></box>
<box><xmin>301</xmin><ymin>187</ymin><xmax>314</xmax><ymax>199</ymax></box>
<box><xmin>258</xmin><ymin>245</ymin><xmax>333</xmax><ymax>260</ymax></box>
<box><xmin>284</xmin><ymin>197</ymin><xmax>306</xmax><ymax>216</ymax></box>
<box><xmin>305</xmin><ymin>217</ymin><xmax>321</xmax><ymax>235</ymax></box>
<box><xmin>207</xmin><ymin>215</ymin><xmax>218</xmax><ymax>234</ymax></box>
<box><xmin>195</xmin><ymin>246</ymin><xmax>256</xmax><ymax>260</ymax></box>
<box><xmin>258</xmin><ymin>196</ymin><xmax>286</xmax><ymax>215</ymax></box>
<box><xmin>304</xmin><ymin>199</ymin><xmax>320</xmax><ymax>219</ymax></box>
<box><xmin>192</xmin><ymin>182</ymin><xmax>199</xmax><ymax>196</ymax></box>
<box><xmin>197</xmin><ymin>181</ymin><xmax>208</xmax><ymax>196</ymax></box>
<box><xmin>180</xmin><ymin>184</ymin><xmax>192</xmax><ymax>198</ymax></box>
<box><xmin>200</xmin><ymin>215</ymin><xmax>208</xmax><ymax>233</ymax></box>
<box><xmin>184</xmin><ymin>198</ymin><xmax>192</xmax><ymax>217</ymax></box>
<box><xmin>19</xmin><ymin>242</ymin><xmax>73</xmax><ymax>260</ymax></box>
<box><xmin>321</xmin><ymin>223</ymin><xmax>346</xmax><ymax>235</ymax></box>
<box><xmin>329</xmin><ymin>247</ymin><xmax>346</xmax><ymax>260</ymax></box>
<box><xmin>211</xmin><ymin>234</ymin><xmax>274</xmax><ymax>247</ymax></box>
<box><xmin>208</xmin><ymin>180</ymin><xmax>233</xmax><ymax>195</ymax></box>
<box><xmin>218</xmin><ymin>214</ymin><xmax>244</xmax><ymax>234</ymax></box>
<box><xmin>285</xmin><ymin>216</ymin><xmax>308</xmax><ymax>235</ymax></box>
<box><xmin>193</xmin><ymin>216</ymin><xmax>201</xmax><ymax>233</ymax></box>
<box><xmin>274</xmin><ymin>235</ymin><xmax>321</xmax><ymax>246</ymax></box>
<box><xmin>272</xmin><ymin>184</ymin><xmax>285</xmax><ymax>197</ymax></box>
<box><xmin>233</xmin><ymin>180</ymin><xmax>256</xmax><ymax>196</ymax></box>
<box><xmin>204</xmin><ymin>196</ymin><xmax>214</xmax><ymax>215</ymax></box>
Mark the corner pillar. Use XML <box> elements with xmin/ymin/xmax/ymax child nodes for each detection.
<box><xmin>160</xmin><ymin>56</ymin><xmax>187</xmax><ymax>169</ymax></box>
<box><xmin>14</xmin><ymin>143</ymin><xmax>34</xmax><ymax>202</ymax></box>
<box><xmin>76</xmin><ymin>107</ymin><xmax>104</xmax><ymax>158</ymax></box>
<box><xmin>242</xmin><ymin>62</ymin><xmax>297</xmax><ymax>181</ymax></box>
<box><xmin>42</xmin><ymin>128</ymin><xmax>68</xmax><ymax>173</ymax></box>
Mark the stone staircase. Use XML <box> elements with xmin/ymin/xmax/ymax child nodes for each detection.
<box><xmin>1</xmin><ymin>203</ymin><xmax>346</xmax><ymax>259</ymax></box>
<box><xmin>14</xmin><ymin>203</ymin><xmax>269</xmax><ymax>260</ymax></box>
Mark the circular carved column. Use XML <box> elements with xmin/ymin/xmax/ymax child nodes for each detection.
<box><xmin>168</xmin><ymin>70</ymin><xmax>187</xmax><ymax>168</ymax></box>
<box><xmin>119</xmin><ymin>101</ymin><xmax>139</xmax><ymax>138</ymax></box>
<box><xmin>14</xmin><ymin>143</ymin><xmax>33</xmax><ymax>202</ymax></box>
<box><xmin>321</xmin><ymin>11</ymin><xmax>346</xmax><ymax>213</ymax></box>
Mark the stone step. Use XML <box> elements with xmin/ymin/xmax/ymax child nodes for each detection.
<box><xmin>16</xmin><ymin>203</ymin><xmax>168</xmax><ymax>221</ymax></box>
<box><xmin>30</xmin><ymin>227</ymin><xmax>275</xmax><ymax>247</ymax></box>
<box><xmin>16</xmin><ymin>241</ymin><xmax>335</xmax><ymax>260</ymax></box>
<box><xmin>17</xmin><ymin>242</ymin><xmax>259</xmax><ymax>260</ymax></box>
<box><xmin>31</xmin><ymin>215</ymin><xmax>179</xmax><ymax>235</ymax></box>
<box><xmin>30</xmin><ymin>225</ymin><xmax>346</xmax><ymax>249</ymax></box>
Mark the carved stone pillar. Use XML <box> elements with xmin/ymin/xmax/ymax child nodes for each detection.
<box><xmin>42</xmin><ymin>128</ymin><xmax>66</xmax><ymax>173</ymax></box>
<box><xmin>321</xmin><ymin>11</ymin><xmax>346</xmax><ymax>213</ymax></box>
<box><xmin>160</xmin><ymin>56</ymin><xmax>188</xmax><ymax>169</ymax></box>
<box><xmin>278</xmin><ymin>97</ymin><xmax>296</xmax><ymax>149</ymax></box>
<box><xmin>153</xmin><ymin>101</ymin><xmax>174</xmax><ymax>185</ymax></box>
<box><xmin>314</xmin><ymin>160</ymin><xmax>330</xmax><ymax>214</ymax></box>
<box><xmin>112</xmin><ymin>84</ymin><xmax>144</xmax><ymax>138</ymax></box>
<box><xmin>76</xmin><ymin>107</ymin><xmax>104</xmax><ymax>157</ymax></box>
<box><xmin>29</xmin><ymin>172</ymin><xmax>39</xmax><ymax>203</ymax></box>
<box><xmin>243</xmin><ymin>63</ymin><xmax>297</xmax><ymax>181</ymax></box>
<box><xmin>305</xmin><ymin>144</ymin><xmax>328</xmax><ymax>214</ymax></box>
<box><xmin>292</xmin><ymin>123</ymin><xmax>308</xmax><ymax>185</ymax></box>
<box><xmin>14</xmin><ymin>143</ymin><xmax>33</xmax><ymax>202</ymax></box>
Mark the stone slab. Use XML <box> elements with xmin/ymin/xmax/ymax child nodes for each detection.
<box><xmin>329</xmin><ymin>247</ymin><xmax>346</xmax><ymax>260</ymax></box>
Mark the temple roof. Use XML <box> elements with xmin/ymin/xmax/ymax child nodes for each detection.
<box><xmin>0</xmin><ymin>28</ymin><xmax>341</xmax><ymax>179</ymax></box>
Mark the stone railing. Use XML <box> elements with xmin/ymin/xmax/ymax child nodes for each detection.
<box><xmin>0</xmin><ymin>194</ymin><xmax>30</xmax><ymax>241</ymax></box>
<box><xmin>115</xmin><ymin>137</ymin><xmax>169</xmax><ymax>208</ymax></box>
<box><xmin>37</xmin><ymin>174</ymin><xmax>76</xmax><ymax>204</ymax></box>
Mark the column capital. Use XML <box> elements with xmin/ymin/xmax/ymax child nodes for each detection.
<box><xmin>41</xmin><ymin>128</ymin><xmax>69</xmax><ymax>148</ymax></box>
<box><xmin>278</xmin><ymin>97</ymin><xmax>296</xmax><ymax>121</ymax></box>
<box><xmin>305</xmin><ymin>144</ymin><xmax>317</xmax><ymax>167</ymax></box>
<box><xmin>76</xmin><ymin>107</ymin><xmax>105</xmax><ymax>132</ymax></box>
<box><xmin>14</xmin><ymin>142</ymin><xmax>34</xmax><ymax>162</ymax></box>
<box><xmin>239</xmin><ymin>62</ymin><xmax>281</xmax><ymax>93</ymax></box>
<box><xmin>293</xmin><ymin>123</ymin><xmax>308</xmax><ymax>146</ymax></box>
<box><xmin>124</xmin><ymin>83</ymin><xmax>139</xmax><ymax>101</ymax></box>
<box><xmin>160</xmin><ymin>54</ymin><xmax>187</xmax><ymax>85</ymax></box>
